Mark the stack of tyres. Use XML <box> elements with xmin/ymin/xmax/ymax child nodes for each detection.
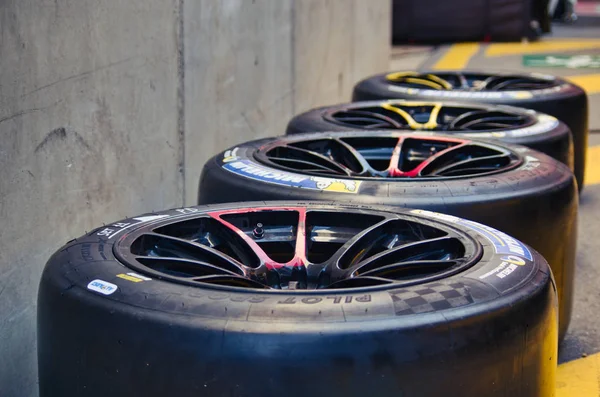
<box><xmin>38</xmin><ymin>70</ymin><xmax>579</xmax><ymax>397</ymax></box>
<box><xmin>351</xmin><ymin>71</ymin><xmax>588</xmax><ymax>192</ymax></box>
<box><xmin>39</xmin><ymin>202</ymin><xmax>558</xmax><ymax>397</ymax></box>
<box><xmin>198</xmin><ymin>131</ymin><xmax>577</xmax><ymax>340</ymax></box>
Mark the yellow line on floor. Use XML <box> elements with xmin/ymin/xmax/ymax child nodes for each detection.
<box><xmin>485</xmin><ymin>39</ymin><xmax>600</xmax><ymax>57</ymax></box>
<box><xmin>432</xmin><ymin>43</ymin><xmax>480</xmax><ymax>70</ymax></box>
<box><xmin>566</xmin><ymin>74</ymin><xmax>600</xmax><ymax>95</ymax></box>
<box><xmin>585</xmin><ymin>145</ymin><xmax>600</xmax><ymax>186</ymax></box>
<box><xmin>556</xmin><ymin>352</ymin><xmax>600</xmax><ymax>396</ymax></box>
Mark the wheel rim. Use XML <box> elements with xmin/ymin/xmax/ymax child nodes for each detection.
<box><xmin>114</xmin><ymin>206</ymin><xmax>481</xmax><ymax>291</ymax></box>
<box><xmin>324</xmin><ymin>101</ymin><xmax>538</xmax><ymax>131</ymax></box>
<box><xmin>385</xmin><ymin>71</ymin><xmax>559</xmax><ymax>91</ymax></box>
<box><xmin>255</xmin><ymin>134</ymin><xmax>522</xmax><ymax>179</ymax></box>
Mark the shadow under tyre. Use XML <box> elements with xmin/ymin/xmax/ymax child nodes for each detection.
<box><xmin>352</xmin><ymin>71</ymin><xmax>588</xmax><ymax>192</ymax></box>
<box><xmin>286</xmin><ymin>100</ymin><xmax>573</xmax><ymax>172</ymax></box>
<box><xmin>38</xmin><ymin>202</ymin><xmax>557</xmax><ymax>397</ymax></box>
<box><xmin>198</xmin><ymin>132</ymin><xmax>577</xmax><ymax>339</ymax></box>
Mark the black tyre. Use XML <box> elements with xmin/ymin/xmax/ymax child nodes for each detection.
<box><xmin>352</xmin><ymin>71</ymin><xmax>588</xmax><ymax>191</ymax></box>
<box><xmin>198</xmin><ymin>132</ymin><xmax>577</xmax><ymax>339</ymax></box>
<box><xmin>286</xmin><ymin>99</ymin><xmax>573</xmax><ymax>171</ymax></box>
<box><xmin>39</xmin><ymin>202</ymin><xmax>557</xmax><ymax>397</ymax></box>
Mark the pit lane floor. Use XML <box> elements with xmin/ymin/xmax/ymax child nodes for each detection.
<box><xmin>390</xmin><ymin>13</ymin><xmax>600</xmax><ymax>394</ymax></box>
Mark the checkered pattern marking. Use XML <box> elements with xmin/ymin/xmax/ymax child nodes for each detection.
<box><xmin>389</xmin><ymin>282</ymin><xmax>473</xmax><ymax>315</ymax></box>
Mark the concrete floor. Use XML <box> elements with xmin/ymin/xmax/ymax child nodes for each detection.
<box><xmin>390</xmin><ymin>16</ymin><xmax>600</xmax><ymax>365</ymax></box>
<box><xmin>561</xmin><ymin>135</ymin><xmax>600</xmax><ymax>363</ymax></box>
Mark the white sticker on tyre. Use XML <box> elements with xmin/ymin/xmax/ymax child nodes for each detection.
<box><xmin>87</xmin><ymin>279</ymin><xmax>118</xmax><ymax>295</ymax></box>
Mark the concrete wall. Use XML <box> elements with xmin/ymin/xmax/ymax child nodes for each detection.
<box><xmin>0</xmin><ymin>1</ymin><xmax>390</xmax><ymax>396</ymax></box>
<box><xmin>183</xmin><ymin>0</ymin><xmax>391</xmax><ymax>203</ymax></box>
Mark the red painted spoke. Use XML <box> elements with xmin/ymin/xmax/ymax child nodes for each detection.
<box><xmin>209</xmin><ymin>207</ymin><xmax>307</xmax><ymax>270</ymax></box>
<box><xmin>386</xmin><ymin>137</ymin><xmax>405</xmax><ymax>177</ymax></box>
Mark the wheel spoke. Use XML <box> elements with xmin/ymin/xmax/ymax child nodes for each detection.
<box><xmin>447</xmin><ymin>105</ymin><xmax>536</xmax><ymax>132</ymax></box>
<box><xmin>330</xmin><ymin>217</ymin><xmax>398</xmax><ymax>269</ymax></box>
<box><xmin>359</xmin><ymin>260</ymin><xmax>460</xmax><ymax>279</ymax></box>
<box><xmin>275</xmin><ymin>145</ymin><xmax>353</xmax><ymax>176</ymax></box>
<box><xmin>423</xmin><ymin>74</ymin><xmax>453</xmax><ymax>90</ymax></box>
<box><xmin>265</xmin><ymin>156</ymin><xmax>345</xmax><ymax>174</ymax></box>
<box><xmin>429</xmin><ymin>154</ymin><xmax>510</xmax><ymax>176</ymax></box>
<box><xmin>421</xmin><ymin>142</ymin><xmax>513</xmax><ymax>177</ymax></box>
<box><xmin>456</xmin><ymin>72</ymin><xmax>469</xmax><ymax>89</ymax></box>
<box><xmin>449</xmin><ymin>110</ymin><xmax>524</xmax><ymax>130</ymax></box>
<box><xmin>475</xmin><ymin>75</ymin><xmax>500</xmax><ymax>91</ymax></box>
<box><xmin>414</xmin><ymin>142</ymin><xmax>478</xmax><ymax>176</ymax></box>
<box><xmin>427</xmin><ymin>103</ymin><xmax>442</xmax><ymax>129</ymax></box>
<box><xmin>332</xmin><ymin>109</ymin><xmax>403</xmax><ymax>129</ymax></box>
<box><xmin>393</xmin><ymin>141</ymin><xmax>470</xmax><ymax>177</ymax></box>
<box><xmin>478</xmin><ymin>75</ymin><xmax>554</xmax><ymax>91</ymax></box>
<box><xmin>386</xmin><ymin>137</ymin><xmax>405</xmax><ymax>176</ymax></box>
<box><xmin>347</xmin><ymin>236</ymin><xmax>461</xmax><ymax>277</ymax></box>
<box><xmin>380</xmin><ymin>102</ymin><xmax>442</xmax><ymax>130</ymax></box>
<box><xmin>404</xmin><ymin>77</ymin><xmax>446</xmax><ymax>89</ymax></box>
<box><xmin>380</xmin><ymin>103</ymin><xmax>417</xmax><ymax>127</ymax></box>
<box><xmin>388</xmin><ymin>72</ymin><xmax>554</xmax><ymax>92</ymax></box>
<box><xmin>332</xmin><ymin>137</ymin><xmax>375</xmax><ymax>176</ymax></box>
<box><xmin>134</xmin><ymin>256</ymin><xmax>243</xmax><ymax>278</ymax></box>
<box><xmin>448</xmin><ymin>110</ymin><xmax>484</xmax><ymax>129</ymax></box>
<box><xmin>488</xmin><ymin>77</ymin><xmax>536</xmax><ymax>90</ymax></box>
<box><xmin>385</xmin><ymin>72</ymin><xmax>452</xmax><ymax>90</ymax></box>
<box><xmin>132</xmin><ymin>232</ymin><xmax>251</xmax><ymax>275</ymax></box>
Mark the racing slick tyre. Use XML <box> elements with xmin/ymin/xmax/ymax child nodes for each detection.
<box><xmin>352</xmin><ymin>71</ymin><xmax>588</xmax><ymax>192</ymax></box>
<box><xmin>286</xmin><ymin>100</ymin><xmax>573</xmax><ymax>172</ymax></box>
<box><xmin>198</xmin><ymin>132</ymin><xmax>577</xmax><ymax>340</ymax></box>
<box><xmin>38</xmin><ymin>202</ymin><xmax>557</xmax><ymax>397</ymax></box>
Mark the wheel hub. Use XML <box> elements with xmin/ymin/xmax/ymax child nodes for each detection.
<box><xmin>385</xmin><ymin>71</ymin><xmax>559</xmax><ymax>91</ymax></box>
<box><xmin>255</xmin><ymin>134</ymin><xmax>522</xmax><ymax>180</ymax></box>
<box><xmin>114</xmin><ymin>206</ymin><xmax>481</xmax><ymax>291</ymax></box>
<box><xmin>325</xmin><ymin>101</ymin><xmax>538</xmax><ymax>132</ymax></box>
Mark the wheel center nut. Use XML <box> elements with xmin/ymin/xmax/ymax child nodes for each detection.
<box><xmin>253</xmin><ymin>223</ymin><xmax>265</xmax><ymax>239</ymax></box>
